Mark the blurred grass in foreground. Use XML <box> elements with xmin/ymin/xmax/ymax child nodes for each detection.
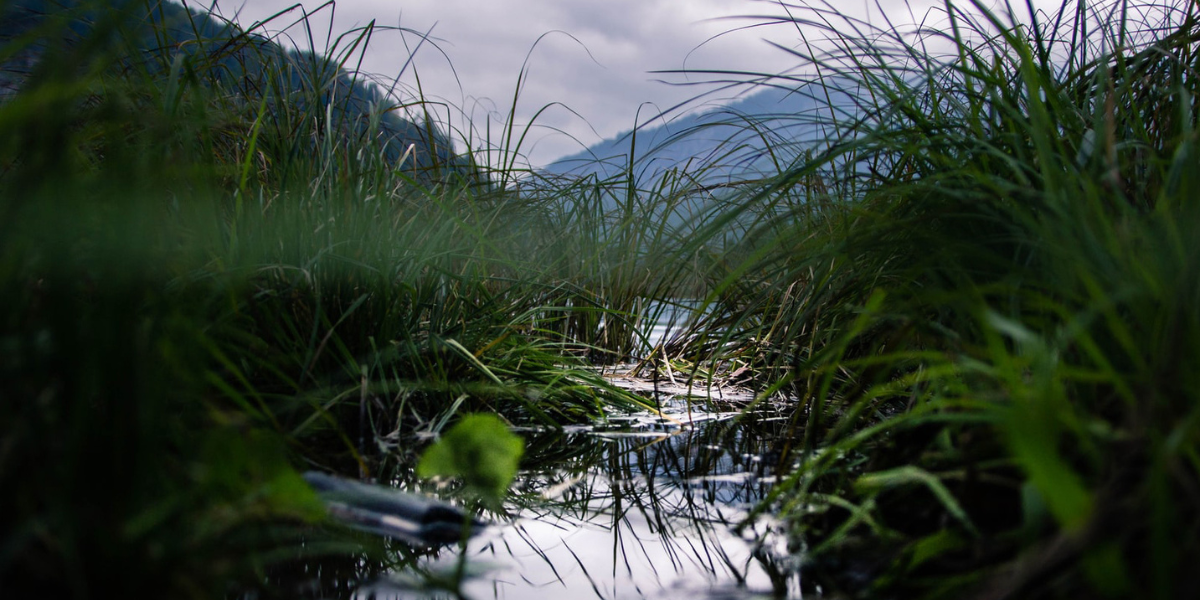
<box><xmin>0</xmin><ymin>1</ymin><xmax>692</xmax><ymax>596</ymax></box>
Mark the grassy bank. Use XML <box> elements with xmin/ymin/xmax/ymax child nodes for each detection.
<box><xmin>2</xmin><ymin>0</ymin><xmax>1198</xmax><ymax>598</ymax></box>
<box><xmin>667</xmin><ymin>0</ymin><xmax>1200</xmax><ymax>597</ymax></box>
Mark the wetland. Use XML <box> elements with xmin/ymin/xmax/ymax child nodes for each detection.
<box><xmin>3</xmin><ymin>1</ymin><xmax>1200</xmax><ymax>599</ymax></box>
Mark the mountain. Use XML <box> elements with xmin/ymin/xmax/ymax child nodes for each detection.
<box><xmin>0</xmin><ymin>0</ymin><xmax>469</xmax><ymax>177</ymax></box>
<box><xmin>538</xmin><ymin>80</ymin><xmax>864</xmax><ymax>235</ymax></box>
<box><xmin>544</xmin><ymin>80</ymin><xmax>862</xmax><ymax>186</ymax></box>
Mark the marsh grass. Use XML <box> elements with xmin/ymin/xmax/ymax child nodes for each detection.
<box><xmin>651</xmin><ymin>0</ymin><xmax>1200</xmax><ymax>597</ymax></box>
<box><xmin>0</xmin><ymin>1</ymin><xmax>701</xmax><ymax>596</ymax></box>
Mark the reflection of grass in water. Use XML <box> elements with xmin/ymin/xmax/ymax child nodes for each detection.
<box><xmin>353</xmin><ymin>418</ymin><xmax>779</xmax><ymax>593</ymax></box>
<box><xmin>250</xmin><ymin>409</ymin><xmax>798</xmax><ymax>598</ymax></box>
<box><xmin>477</xmin><ymin>411</ymin><xmax>799</xmax><ymax>597</ymax></box>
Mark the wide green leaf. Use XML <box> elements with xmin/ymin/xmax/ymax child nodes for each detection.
<box><xmin>417</xmin><ymin>413</ymin><xmax>525</xmax><ymax>504</ymax></box>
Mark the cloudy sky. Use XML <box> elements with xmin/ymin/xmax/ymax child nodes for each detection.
<box><xmin>213</xmin><ymin>0</ymin><xmax>1027</xmax><ymax>168</ymax></box>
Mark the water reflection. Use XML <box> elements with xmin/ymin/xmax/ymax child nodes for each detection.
<box><xmin>349</xmin><ymin>399</ymin><xmax>803</xmax><ymax>599</ymax></box>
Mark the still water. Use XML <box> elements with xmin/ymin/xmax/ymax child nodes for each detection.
<box><xmin>260</xmin><ymin>303</ymin><xmax>804</xmax><ymax>599</ymax></box>
<box><xmin>266</xmin><ymin>391</ymin><xmax>804</xmax><ymax>600</ymax></box>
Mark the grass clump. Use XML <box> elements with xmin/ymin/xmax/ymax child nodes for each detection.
<box><xmin>0</xmin><ymin>1</ymin><xmax>674</xmax><ymax>596</ymax></box>
<box><xmin>661</xmin><ymin>0</ymin><xmax>1200</xmax><ymax>597</ymax></box>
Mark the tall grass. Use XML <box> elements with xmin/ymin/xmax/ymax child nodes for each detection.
<box><xmin>658</xmin><ymin>0</ymin><xmax>1200</xmax><ymax>597</ymax></box>
<box><xmin>0</xmin><ymin>1</ymin><xmax>702</xmax><ymax>596</ymax></box>
<box><xmin>5</xmin><ymin>0</ymin><xmax>1199</xmax><ymax>597</ymax></box>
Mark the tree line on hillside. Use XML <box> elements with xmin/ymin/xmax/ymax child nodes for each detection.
<box><xmin>0</xmin><ymin>0</ymin><xmax>476</xmax><ymax>181</ymax></box>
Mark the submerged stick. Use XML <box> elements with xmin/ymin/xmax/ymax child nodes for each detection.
<box><xmin>303</xmin><ymin>471</ymin><xmax>483</xmax><ymax>546</ymax></box>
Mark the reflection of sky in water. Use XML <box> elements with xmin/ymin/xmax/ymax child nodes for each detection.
<box><xmin>467</xmin><ymin>481</ymin><xmax>783</xmax><ymax>599</ymax></box>
<box><xmin>359</xmin><ymin>401</ymin><xmax>801</xmax><ymax>599</ymax></box>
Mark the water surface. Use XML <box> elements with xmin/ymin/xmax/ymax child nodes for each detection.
<box><xmin>272</xmin><ymin>392</ymin><xmax>803</xmax><ymax>600</ymax></box>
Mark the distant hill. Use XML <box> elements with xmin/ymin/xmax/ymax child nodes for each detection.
<box><xmin>538</xmin><ymin>80</ymin><xmax>863</xmax><ymax>235</ymax></box>
<box><xmin>0</xmin><ymin>0</ymin><xmax>469</xmax><ymax>177</ymax></box>
<box><xmin>544</xmin><ymin>80</ymin><xmax>862</xmax><ymax>186</ymax></box>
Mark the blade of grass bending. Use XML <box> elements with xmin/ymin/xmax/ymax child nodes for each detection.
<box><xmin>440</xmin><ymin>338</ymin><xmax>504</xmax><ymax>386</ymax></box>
<box><xmin>854</xmin><ymin>465</ymin><xmax>981</xmax><ymax>537</ymax></box>
<box><xmin>238</xmin><ymin>93</ymin><xmax>270</xmax><ymax>196</ymax></box>
<box><xmin>441</xmin><ymin>338</ymin><xmax>556</xmax><ymax>426</ymax></box>
<box><xmin>300</xmin><ymin>292</ymin><xmax>370</xmax><ymax>384</ymax></box>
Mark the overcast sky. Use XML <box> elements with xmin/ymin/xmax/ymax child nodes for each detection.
<box><xmin>214</xmin><ymin>0</ymin><xmax>1041</xmax><ymax>168</ymax></box>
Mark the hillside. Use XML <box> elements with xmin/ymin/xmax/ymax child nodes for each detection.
<box><xmin>544</xmin><ymin>80</ymin><xmax>862</xmax><ymax>185</ymax></box>
<box><xmin>0</xmin><ymin>0</ymin><xmax>469</xmax><ymax>177</ymax></box>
